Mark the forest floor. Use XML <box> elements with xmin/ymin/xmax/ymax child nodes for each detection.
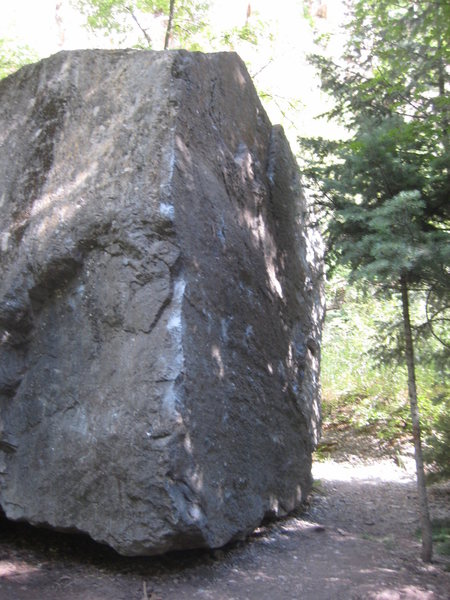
<box><xmin>1</xmin><ymin>424</ymin><xmax>449</xmax><ymax>600</ymax></box>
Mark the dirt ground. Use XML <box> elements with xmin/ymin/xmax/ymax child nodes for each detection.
<box><xmin>1</xmin><ymin>439</ymin><xmax>449</xmax><ymax>600</ymax></box>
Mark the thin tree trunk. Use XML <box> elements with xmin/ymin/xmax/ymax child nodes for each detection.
<box><xmin>400</xmin><ymin>274</ymin><xmax>433</xmax><ymax>562</ymax></box>
<box><xmin>164</xmin><ymin>0</ymin><xmax>176</xmax><ymax>50</ymax></box>
<box><xmin>126</xmin><ymin>7</ymin><xmax>152</xmax><ymax>47</ymax></box>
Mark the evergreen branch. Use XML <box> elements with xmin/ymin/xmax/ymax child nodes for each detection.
<box><xmin>425</xmin><ymin>285</ymin><xmax>450</xmax><ymax>348</ymax></box>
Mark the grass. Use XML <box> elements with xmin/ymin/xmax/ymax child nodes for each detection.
<box><xmin>360</xmin><ymin>533</ymin><xmax>395</xmax><ymax>550</ymax></box>
<box><xmin>431</xmin><ymin>519</ymin><xmax>450</xmax><ymax>557</ymax></box>
<box><xmin>311</xmin><ymin>479</ymin><xmax>327</xmax><ymax>495</ymax></box>
<box><xmin>321</xmin><ymin>275</ymin><xmax>449</xmax><ymax>472</ymax></box>
<box><xmin>414</xmin><ymin>519</ymin><xmax>450</xmax><ymax>558</ymax></box>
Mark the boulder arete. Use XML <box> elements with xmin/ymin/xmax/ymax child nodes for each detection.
<box><xmin>0</xmin><ymin>50</ymin><xmax>324</xmax><ymax>555</ymax></box>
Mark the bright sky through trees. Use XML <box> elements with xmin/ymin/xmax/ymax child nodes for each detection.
<box><xmin>0</xmin><ymin>0</ymin><xmax>346</xmax><ymax>146</ymax></box>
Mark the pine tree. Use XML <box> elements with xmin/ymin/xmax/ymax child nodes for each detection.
<box><xmin>300</xmin><ymin>0</ymin><xmax>450</xmax><ymax>562</ymax></box>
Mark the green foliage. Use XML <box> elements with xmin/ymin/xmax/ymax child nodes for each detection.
<box><xmin>302</xmin><ymin>0</ymin><xmax>450</xmax><ymax>245</ymax></box>
<box><xmin>157</xmin><ymin>0</ymin><xmax>209</xmax><ymax>49</ymax></box>
<box><xmin>312</xmin><ymin>0</ymin><xmax>450</xmax><ymax>129</ymax></box>
<box><xmin>417</xmin><ymin>520</ymin><xmax>450</xmax><ymax>557</ymax></box>
<box><xmin>424</xmin><ymin>403</ymin><xmax>450</xmax><ymax>482</ymax></box>
<box><xmin>300</xmin><ymin>3</ymin><xmax>449</xmax><ymax>504</ymax></box>
<box><xmin>219</xmin><ymin>16</ymin><xmax>271</xmax><ymax>50</ymax></box>
<box><xmin>0</xmin><ymin>38</ymin><xmax>38</xmax><ymax>80</ymax></box>
<box><xmin>301</xmin><ymin>113</ymin><xmax>450</xmax><ymax>293</ymax></box>
<box><xmin>73</xmin><ymin>0</ymin><xmax>274</xmax><ymax>55</ymax></box>
<box><xmin>73</xmin><ymin>0</ymin><xmax>210</xmax><ymax>49</ymax></box>
<box><xmin>322</xmin><ymin>274</ymin><xmax>448</xmax><ymax>444</ymax></box>
<box><xmin>432</xmin><ymin>520</ymin><xmax>450</xmax><ymax>557</ymax></box>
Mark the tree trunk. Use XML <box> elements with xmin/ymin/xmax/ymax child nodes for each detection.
<box><xmin>164</xmin><ymin>0</ymin><xmax>176</xmax><ymax>50</ymax></box>
<box><xmin>400</xmin><ymin>274</ymin><xmax>433</xmax><ymax>562</ymax></box>
<box><xmin>126</xmin><ymin>8</ymin><xmax>152</xmax><ymax>47</ymax></box>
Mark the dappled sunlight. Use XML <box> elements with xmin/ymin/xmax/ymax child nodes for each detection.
<box><xmin>182</xmin><ymin>436</ymin><xmax>205</xmax><ymax>497</ymax></box>
<box><xmin>0</xmin><ymin>560</ymin><xmax>39</xmax><ymax>578</ymax></box>
<box><xmin>1</xmin><ymin>159</ymin><xmax>96</xmax><ymax>252</ymax></box>
<box><xmin>30</xmin><ymin>163</ymin><xmax>97</xmax><ymax>220</ymax></box>
<box><xmin>286</xmin><ymin>342</ymin><xmax>295</xmax><ymax>371</ymax></box>
<box><xmin>232</xmin><ymin>63</ymin><xmax>248</xmax><ymax>89</ymax></box>
<box><xmin>313</xmin><ymin>457</ymin><xmax>416</xmax><ymax>485</ymax></box>
<box><xmin>310</xmin><ymin>397</ymin><xmax>321</xmax><ymax>444</ymax></box>
<box><xmin>32</xmin><ymin>165</ymin><xmax>97</xmax><ymax>243</ymax></box>
<box><xmin>239</xmin><ymin>208</ymin><xmax>269</xmax><ymax>255</ymax></box>
<box><xmin>373</xmin><ymin>586</ymin><xmax>435</xmax><ymax>600</ymax></box>
<box><xmin>239</xmin><ymin>207</ymin><xmax>284</xmax><ymax>300</ymax></box>
<box><xmin>265</xmin><ymin>259</ymin><xmax>284</xmax><ymax>299</ymax></box>
<box><xmin>0</xmin><ymin>231</ymin><xmax>10</xmax><ymax>252</ymax></box>
<box><xmin>232</xmin><ymin>138</ymin><xmax>289</xmax><ymax>304</ymax></box>
<box><xmin>234</xmin><ymin>142</ymin><xmax>255</xmax><ymax>180</ymax></box>
<box><xmin>211</xmin><ymin>344</ymin><xmax>225</xmax><ymax>379</ymax></box>
<box><xmin>175</xmin><ymin>134</ymin><xmax>192</xmax><ymax>169</ymax></box>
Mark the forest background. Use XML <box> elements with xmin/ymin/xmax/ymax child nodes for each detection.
<box><xmin>1</xmin><ymin>0</ymin><xmax>449</xmax><ymax>560</ymax></box>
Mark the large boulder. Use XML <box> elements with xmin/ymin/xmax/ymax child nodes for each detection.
<box><xmin>0</xmin><ymin>50</ymin><xmax>324</xmax><ymax>556</ymax></box>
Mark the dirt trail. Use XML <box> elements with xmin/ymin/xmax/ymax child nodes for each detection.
<box><xmin>1</xmin><ymin>451</ymin><xmax>449</xmax><ymax>600</ymax></box>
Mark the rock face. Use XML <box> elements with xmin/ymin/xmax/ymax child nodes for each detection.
<box><xmin>0</xmin><ymin>50</ymin><xmax>324</xmax><ymax>556</ymax></box>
